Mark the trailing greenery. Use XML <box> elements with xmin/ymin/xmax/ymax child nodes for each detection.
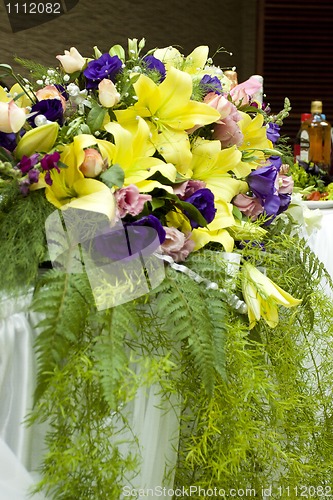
<box><xmin>174</xmin><ymin>229</ymin><xmax>333</xmax><ymax>496</ymax></box>
<box><xmin>0</xmin><ymin>186</ymin><xmax>53</xmax><ymax>293</ymax></box>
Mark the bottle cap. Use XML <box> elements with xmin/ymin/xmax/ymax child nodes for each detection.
<box><xmin>301</xmin><ymin>113</ymin><xmax>312</xmax><ymax>122</ymax></box>
<box><xmin>311</xmin><ymin>100</ymin><xmax>322</xmax><ymax>113</ymax></box>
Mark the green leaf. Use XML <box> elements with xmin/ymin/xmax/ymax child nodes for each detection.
<box><xmin>232</xmin><ymin>205</ymin><xmax>243</xmax><ymax>221</ymax></box>
<box><xmin>100</xmin><ymin>164</ymin><xmax>125</xmax><ymax>188</ymax></box>
<box><xmin>86</xmin><ymin>104</ymin><xmax>107</xmax><ymax>134</ymax></box>
<box><xmin>150</xmin><ymin>198</ymin><xmax>165</xmax><ymax>210</ymax></box>
<box><xmin>0</xmin><ymin>147</ymin><xmax>14</xmax><ymax>163</ymax></box>
<box><xmin>0</xmin><ymin>63</ymin><xmax>13</xmax><ymax>75</ymax></box>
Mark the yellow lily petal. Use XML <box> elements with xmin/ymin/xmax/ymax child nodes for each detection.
<box><xmin>191</xmin><ymin>227</ymin><xmax>234</xmax><ymax>252</ymax></box>
<box><xmin>15</xmin><ymin>123</ymin><xmax>59</xmax><ymax>159</ymax></box>
<box><xmin>152</xmin><ymin>127</ymin><xmax>192</xmax><ymax>174</ymax></box>
<box><xmin>10</xmin><ymin>83</ymin><xmax>32</xmax><ymax>107</ymax></box>
<box><xmin>0</xmin><ymin>86</ymin><xmax>9</xmax><ymax>102</ymax></box>
<box><xmin>182</xmin><ymin>46</ymin><xmax>209</xmax><ymax>74</ymax></box>
<box><xmin>165</xmin><ymin>209</ymin><xmax>192</xmax><ymax>233</ymax></box>
<box><xmin>63</xmin><ymin>179</ymin><xmax>116</xmax><ymax>220</ymax></box>
<box><xmin>153</xmin><ymin>47</ymin><xmax>184</xmax><ymax>70</ymax></box>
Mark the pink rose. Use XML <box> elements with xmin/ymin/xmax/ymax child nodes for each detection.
<box><xmin>173</xmin><ymin>180</ymin><xmax>206</xmax><ymax>199</ymax></box>
<box><xmin>233</xmin><ymin>193</ymin><xmax>264</xmax><ymax>220</ymax></box>
<box><xmin>36</xmin><ymin>85</ymin><xmax>67</xmax><ymax>111</ymax></box>
<box><xmin>115</xmin><ymin>184</ymin><xmax>152</xmax><ymax>217</ymax></box>
<box><xmin>230</xmin><ymin>76</ymin><xmax>262</xmax><ymax>106</ymax></box>
<box><xmin>160</xmin><ymin>227</ymin><xmax>195</xmax><ymax>263</ymax></box>
<box><xmin>204</xmin><ymin>93</ymin><xmax>240</xmax><ymax>121</ymax></box>
<box><xmin>79</xmin><ymin>148</ymin><xmax>105</xmax><ymax>177</ymax></box>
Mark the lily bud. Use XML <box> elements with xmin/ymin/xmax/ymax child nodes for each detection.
<box><xmin>15</xmin><ymin>122</ymin><xmax>59</xmax><ymax>159</ymax></box>
<box><xmin>98</xmin><ymin>79</ymin><xmax>121</xmax><ymax>108</ymax></box>
<box><xmin>56</xmin><ymin>47</ymin><xmax>85</xmax><ymax>74</ymax></box>
<box><xmin>0</xmin><ymin>100</ymin><xmax>26</xmax><ymax>133</ymax></box>
<box><xmin>79</xmin><ymin>148</ymin><xmax>104</xmax><ymax>177</ymax></box>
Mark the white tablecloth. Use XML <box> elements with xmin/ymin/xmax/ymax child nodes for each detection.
<box><xmin>306</xmin><ymin>208</ymin><xmax>333</xmax><ymax>294</ymax></box>
<box><xmin>0</xmin><ymin>293</ymin><xmax>180</xmax><ymax>499</ymax></box>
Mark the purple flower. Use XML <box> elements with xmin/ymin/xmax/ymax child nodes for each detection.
<box><xmin>266</xmin><ymin>122</ymin><xmax>280</xmax><ymax>143</ymax></box>
<box><xmin>54</xmin><ymin>84</ymin><xmax>69</xmax><ymax>101</ymax></box>
<box><xmin>84</xmin><ymin>54</ymin><xmax>123</xmax><ymax>89</ymax></box>
<box><xmin>128</xmin><ymin>215</ymin><xmax>166</xmax><ymax>244</ymax></box>
<box><xmin>200</xmin><ymin>74</ymin><xmax>222</xmax><ymax>96</ymax></box>
<box><xmin>0</xmin><ymin>132</ymin><xmax>17</xmax><ymax>152</ymax></box>
<box><xmin>248</xmin><ymin>165</ymin><xmax>278</xmax><ymax>202</ymax></box>
<box><xmin>184</xmin><ymin>188</ymin><xmax>216</xmax><ymax>228</ymax></box>
<box><xmin>262</xmin><ymin>194</ymin><xmax>281</xmax><ymax>218</ymax></box>
<box><xmin>143</xmin><ymin>55</ymin><xmax>166</xmax><ymax>81</ymax></box>
<box><xmin>267</xmin><ymin>155</ymin><xmax>282</xmax><ymax>171</ymax></box>
<box><xmin>18</xmin><ymin>153</ymin><xmax>40</xmax><ymax>174</ymax></box>
<box><xmin>41</xmin><ymin>151</ymin><xmax>60</xmax><ymax>172</ymax></box>
<box><xmin>29</xmin><ymin>99</ymin><xmax>64</xmax><ymax>126</ymax></box>
<box><xmin>93</xmin><ymin>215</ymin><xmax>165</xmax><ymax>263</ymax></box>
<box><xmin>277</xmin><ymin>193</ymin><xmax>291</xmax><ymax>215</ymax></box>
<box><xmin>28</xmin><ymin>168</ymin><xmax>40</xmax><ymax>184</ymax></box>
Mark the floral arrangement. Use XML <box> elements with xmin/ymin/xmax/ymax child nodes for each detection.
<box><xmin>1</xmin><ymin>39</ymin><xmax>333</xmax><ymax>498</ymax></box>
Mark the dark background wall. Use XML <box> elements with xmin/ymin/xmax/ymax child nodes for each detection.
<box><xmin>0</xmin><ymin>0</ymin><xmax>258</xmax><ymax>83</ymax></box>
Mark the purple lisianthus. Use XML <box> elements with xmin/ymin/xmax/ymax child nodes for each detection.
<box><xmin>267</xmin><ymin>155</ymin><xmax>282</xmax><ymax>171</ymax></box>
<box><xmin>200</xmin><ymin>74</ymin><xmax>222</xmax><ymax>96</ymax></box>
<box><xmin>128</xmin><ymin>214</ymin><xmax>166</xmax><ymax>244</ymax></box>
<box><xmin>54</xmin><ymin>84</ymin><xmax>69</xmax><ymax>101</ymax></box>
<box><xmin>84</xmin><ymin>54</ymin><xmax>123</xmax><ymax>89</ymax></box>
<box><xmin>143</xmin><ymin>55</ymin><xmax>166</xmax><ymax>81</ymax></box>
<box><xmin>248</xmin><ymin>165</ymin><xmax>278</xmax><ymax>203</ymax></box>
<box><xmin>184</xmin><ymin>188</ymin><xmax>216</xmax><ymax>228</ymax></box>
<box><xmin>277</xmin><ymin>193</ymin><xmax>291</xmax><ymax>215</ymax></box>
<box><xmin>0</xmin><ymin>132</ymin><xmax>17</xmax><ymax>152</ymax></box>
<box><xmin>29</xmin><ymin>99</ymin><xmax>64</xmax><ymax>127</ymax></box>
<box><xmin>93</xmin><ymin>215</ymin><xmax>164</xmax><ymax>263</ymax></box>
<box><xmin>266</xmin><ymin>122</ymin><xmax>280</xmax><ymax>144</ymax></box>
<box><xmin>18</xmin><ymin>153</ymin><xmax>40</xmax><ymax>174</ymax></box>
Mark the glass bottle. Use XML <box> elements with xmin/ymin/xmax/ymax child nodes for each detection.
<box><xmin>294</xmin><ymin>113</ymin><xmax>312</xmax><ymax>163</ymax></box>
<box><xmin>301</xmin><ymin>101</ymin><xmax>332</xmax><ymax>172</ymax></box>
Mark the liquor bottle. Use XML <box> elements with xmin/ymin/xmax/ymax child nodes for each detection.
<box><xmin>301</xmin><ymin>101</ymin><xmax>332</xmax><ymax>172</ymax></box>
<box><xmin>294</xmin><ymin>113</ymin><xmax>312</xmax><ymax>162</ymax></box>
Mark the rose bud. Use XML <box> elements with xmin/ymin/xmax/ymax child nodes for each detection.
<box><xmin>79</xmin><ymin>148</ymin><xmax>105</xmax><ymax>177</ymax></box>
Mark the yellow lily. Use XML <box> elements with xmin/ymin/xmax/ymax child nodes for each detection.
<box><xmin>237</xmin><ymin>112</ymin><xmax>274</xmax><ymax>175</ymax></box>
<box><xmin>241</xmin><ymin>262</ymin><xmax>302</xmax><ymax>329</ymax></box>
<box><xmin>190</xmin><ymin>137</ymin><xmax>247</xmax><ymax>200</ymax></box>
<box><xmin>190</xmin><ymin>200</ymin><xmax>236</xmax><ymax>252</ymax></box>
<box><xmin>0</xmin><ymin>83</ymin><xmax>32</xmax><ymax>107</ymax></box>
<box><xmin>45</xmin><ymin>134</ymin><xmax>116</xmax><ymax>220</ymax></box>
<box><xmin>152</xmin><ymin>45</ymin><xmax>230</xmax><ymax>89</ymax></box>
<box><xmin>114</xmin><ymin>67</ymin><xmax>220</xmax><ymax>172</ymax></box>
<box><xmin>104</xmin><ymin>118</ymin><xmax>177</xmax><ymax>193</ymax></box>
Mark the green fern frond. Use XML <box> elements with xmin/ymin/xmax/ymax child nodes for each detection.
<box><xmin>0</xmin><ymin>185</ymin><xmax>53</xmax><ymax>293</ymax></box>
<box><xmin>14</xmin><ymin>56</ymin><xmax>53</xmax><ymax>82</ymax></box>
<box><xmin>31</xmin><ymin>269</ymin><xmax>94</xmax><ymax>402</ymax></box>
<box><xmin>153</xmin><ymin>266</ymin><xmax>226</xmax><ymax>395</ymax></box>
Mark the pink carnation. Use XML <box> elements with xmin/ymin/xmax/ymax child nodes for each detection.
<box><xmin>115</xmin><ymin>184</ymin><xmax>152</xmax><ymax>217</ymax></box>
<box><xmin>233</xmin><ymin>193</ymin><xmax>264</xmax><ymax>220</ymax></box>
<box><xmin>160</xmin><ymin>227</ymin><xmax>195</xmax><ymax>263</ymax></box>
<box><xmin>204</xmin><ymin>93</ymin><xmax>243</xmax><ymax>148</ymax></box>
<box><xmin>278</xmin><ymin>174</ymin><xmax>294</xmax><ymax>194</ymax></box>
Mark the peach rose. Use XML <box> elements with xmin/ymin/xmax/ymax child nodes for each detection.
<box><xmin>36</xmin><ymin>85</ymin><xmax>67</xmax><ymax>111</ymax></box>
<box><xmin>79</xmin><ymin>148</ymin><xmax>105</xmax><ymax>177</ymax></box>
